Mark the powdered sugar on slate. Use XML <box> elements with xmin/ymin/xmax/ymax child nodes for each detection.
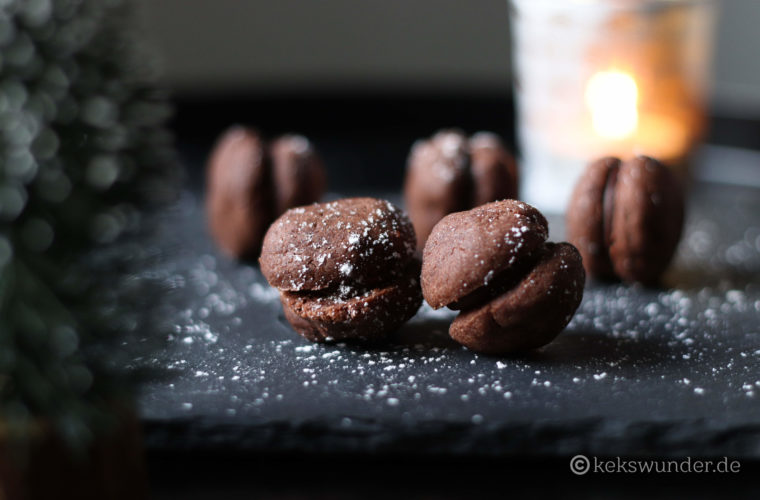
<box><xmin>134</xmin><ymin>188</ymin><xmax>759</xmax><ymax>443</ymax></box>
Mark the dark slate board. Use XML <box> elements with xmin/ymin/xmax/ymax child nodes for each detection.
<box><xmin>135</xmin><ymin>164</ymin><xmax>760</xmax><ymax>458</ymax></box>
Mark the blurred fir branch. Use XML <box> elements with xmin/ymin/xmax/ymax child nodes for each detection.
<box><xmin>0</xmin><ymin>0</ymin><xmax>178</xmax><ymax>447</ymax></box>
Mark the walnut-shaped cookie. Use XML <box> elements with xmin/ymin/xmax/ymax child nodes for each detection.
<box><xmin>404</xmin><ymin>130</ymin><xmax>518</xmax><ymax>249</ymax></box>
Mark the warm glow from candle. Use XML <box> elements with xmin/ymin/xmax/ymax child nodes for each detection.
<box><xmin>585</xmin><ymin>71</ymin><xmax>639</xmax><ymax>140</ymax></box>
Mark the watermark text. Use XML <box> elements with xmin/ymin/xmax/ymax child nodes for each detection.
<box><xmin>569</xmin><ymin>455</ymin><xmax>741</xmax><ymax>475</ymax></box>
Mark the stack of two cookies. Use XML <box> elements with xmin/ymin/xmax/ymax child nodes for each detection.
<box><xmin>421</xmin><ymin>200</ymin><xmax>586</xmax><ymax>354</ymax></box>
<box><xmin>259</xmin><ymin>198</ymin><xmax>422</xmax><ymax>342</ymax></box>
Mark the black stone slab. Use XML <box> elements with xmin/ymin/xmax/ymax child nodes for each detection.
<box><xmin>135</xmin><ymin>167</ymin><xmax>760</xmax><ymax>459</ymax></box>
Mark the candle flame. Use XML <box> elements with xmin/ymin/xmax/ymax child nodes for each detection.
<box><xmin>585</xmin><ymin>71</ymin><xmax>638</xmax><ymax>140</ymax></box>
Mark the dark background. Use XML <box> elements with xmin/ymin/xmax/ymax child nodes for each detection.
<box><xmin>139</xmin><ymin>0</ymin><xmax>760</xmax><ymax>192</ymax></box>
<box><xmin>171</xmin><ymin>92</ymin><xmax>760</xmax><ymax>195</ymax></box>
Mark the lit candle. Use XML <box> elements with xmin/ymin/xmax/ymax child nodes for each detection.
<box><xmin>583</xmin><ymin>69</ymin><xmax>689</xmax><ymax>162</ymax></box>
<box><xmin>511</xmin><ymin>0</ymin><xmax>716</xmax><ymax>213</ymax></box>
<box><xmin>586</xmin><ymin>70</ymin><xmax>639</xmax><ymax>141</ymax></box>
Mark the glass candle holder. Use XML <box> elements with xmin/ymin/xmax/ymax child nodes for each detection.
<box><xmin>511</xmin><ymin>0</ymin><xmax>717</xmax><ymax>213</ymax></box>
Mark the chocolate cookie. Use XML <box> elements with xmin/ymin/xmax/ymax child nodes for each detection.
<box><xmin>404</xmin><ymin>129</ymin><xmax>518</xmax><ymax>249</ymax></box>
<box><xmin>564</xmin><ymin>157</ymin><xmax>619</xmax><ymax>279</ymax></box>
<box><xmin>566</xmin><ymin>155</ymin><xmax>684</xmax><ymax>284</ymax></box>
<box><xmin>421</xmin><ymin>199</ymin><xmax>548</xmax><ymax>310</ymax></box>
<box><xmin>260</xmin><ymin>197</ymin><xmax>422</xmax><ymax>342</ymax></box>
<box><xmin>450</xmin><ymin>243</ymin><xmax>585</xmax><ymax>354</ymax></box>
<box><xmin>260</xmin><ymin>198</ymin><xmax>416</xmax><ymax>292</ymax></box>
<box><xmin>469</xmin><ymin>132</ymin><xmax>519</xmax><ymax>207</ymax></box>
<box><xmin>270</xmin><ymin>134</ymin><xmax>326</xmax><ymax>216</ymax></box>
<box><xmin>404</xmin><ymin>130</ymin><xmax>473</xmax><ymax>251</ymax></box>
<box><xmin>206</xmin><ymin>127</ymin><xmax>326</xmax><ymax>259</ymax></box>
<box><xmin>280</xmin><ymin>260</ymin><xmax>422</xmax><ymax>342</ymax></box>
<box><xmin>206</xmin><ymin>127</ymin><xmax>273</xmax><ymax>260</ymax></box>
<box><xmin>421</xmin><ymin>199</ymin><xmax>584</xmax><ymax>354</ymax></box>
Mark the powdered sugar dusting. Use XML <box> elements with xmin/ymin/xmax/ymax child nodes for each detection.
<box><xmin>339</xmin><ymin>262</ymin><xmax>353</xmax><ymax>276</ymax></box>
<box><xmin>411</xmin><ymin>130</ymin><xmax>470</xmax><ymax>184</ymax></box>
<box><xmin>134</xmin><ymin>187</ymin><xmax>759</xmax><ymax>447</ymax></box>
<box><xmin>265</xmin><ymin>198</ymin><xmax>416</xmax><ymax>291</ymax></box>
<box><xmin>469</xmin><ymin>131</ymin><xmax>502</xmax><ymax>149</ymax></box>
<box><xmin>287</xmin><ymin>134</ymin><xmax>311</xmax><ymax>155</ymax></box>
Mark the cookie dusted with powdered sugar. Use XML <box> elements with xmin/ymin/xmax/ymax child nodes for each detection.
<box><xmin>404</xmin><ymin>129</ymin><xmax>519</xmax><ymax>249</ymax></box>
<box><xmin>206</xmin><ymin>127</ymin><xmax>273</xmax><ymax>260</ymax></box>
<box><xmin>450</xmin><ymin>243</ymin><xmax>584</xmax><ymax>354</ymax></box>
<box><xmin>260</xmin><ymin>197</ymin><xmax>421</xmax><ymax>342</ymax></box>
<box><xmin>421</xmin><ymin>199</ymin><xmax>548</xmax><ymax>310</ymax></box>
<box><xmin>421</xmin><ymin>199</ymin><xmax>584</xmax><ymax>354</ymax></box>
<box><xmin>270</xmin><ymin>134</ymin><xmax>327</xmax><ymax>216</ymax></box>
<box><xmin>206</xmin><ymin>126</ymin><xmax>326</xmax><ymax>259</ymax></box>
<box><xmin>280</xmin><ymin>260</ymin><xmax>422</xmax><ymax>342</ymax></box>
